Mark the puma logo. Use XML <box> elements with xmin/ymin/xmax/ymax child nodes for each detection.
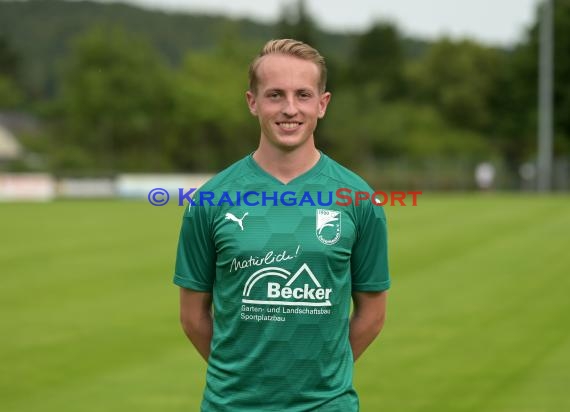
<box><xmin>225</xmin><ymin>212</ymin><xmax>249</xmax><ymax>231</ymax></box>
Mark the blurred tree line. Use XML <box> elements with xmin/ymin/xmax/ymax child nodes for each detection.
<box><xmin>0</xmin><ymin>0</ymin><xmax>569</xmax><ymax>188</ymax></box>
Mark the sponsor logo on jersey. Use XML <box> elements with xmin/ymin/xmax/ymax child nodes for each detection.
<box><xmin>316</xmin><ymin>209</ymin><xmax>341</xmax><ymax>245</ymax></box>
<box><xmin>242</xmin><ymin>263</ymin><xmax>332</xmax><ymax>307</ymax></box>
<box><xmin>225</xmin><ymin>212</ymin><xmax>248</xmax><ymax>231</ymax></box>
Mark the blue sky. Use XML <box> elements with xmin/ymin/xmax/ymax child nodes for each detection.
<box><xmin>93</xmin><ymin>0</ymin><xmax>542</xmax><ymax>45</ymax></box>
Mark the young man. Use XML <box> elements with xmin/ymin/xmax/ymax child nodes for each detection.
<box><xmin>174</xmin><ymin>39</ymin><xmax>390</xmax><ymax>411</ymax></box>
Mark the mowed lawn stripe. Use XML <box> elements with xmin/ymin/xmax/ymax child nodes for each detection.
<box><xmin>1</xmin><ymin>196</ymin><xmax>569</xmax><ymax>412</ymax></box>
<box><xmin>1</xmin><ymin>201</ymin><xmax>194</xmax><ymax>411</ymax></box>
<box><xmin>357</xmin><ymin>195</ymin><xmax>570</xmax><ymax>412</ymax></box>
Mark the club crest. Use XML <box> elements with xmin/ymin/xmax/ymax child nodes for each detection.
<box><xmin>316</xmin><ymin>209</ymin><xmax>341</xmax><ymax>245</ymax></box>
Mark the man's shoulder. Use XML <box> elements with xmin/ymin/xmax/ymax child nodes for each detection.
<box><xmin>320</xmin><ymin>153</ymin><xmax>374</xmax><ymax>192</ymax></box>
<box><xmin>198</xmin><ymin>155</ymin><xmax>254</xmax><ymax>192</ymax></box>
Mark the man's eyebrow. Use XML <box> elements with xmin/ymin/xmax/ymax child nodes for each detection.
<box><xmin>263</xmin><ymin>87</ymin><xmax>315</xmax><ymax>93</ymax></box>
<box><xmin>262</xmin><ymin>88</ymin><xmax>284</xmax><ymax>94</ymax></box>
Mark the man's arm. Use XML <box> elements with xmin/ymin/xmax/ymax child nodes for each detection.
<box><xmin>349</xmin><ymin>290</ymin><xmax>388</xmax><ymax>362</ymax></box>
<box><xmin>179</xmin><ymin>288</ymin><xmax>213</xmax><ymax>362</ymax></box>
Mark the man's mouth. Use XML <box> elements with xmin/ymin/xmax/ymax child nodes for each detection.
<box><xmin>276</xmin><ymin>122</ymin><xmax>302</xmax><ymax>130</ymax></box>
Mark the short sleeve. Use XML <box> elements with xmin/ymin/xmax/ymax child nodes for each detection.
<box><xmin>350</xmin><ymin>201</ymin><xmax>390</xmax><ymax>292</ymax></box>
<box><xmin>173</xmin><ymin>204</ymin><xmax>216</xmax><ymax>292</ymax></box>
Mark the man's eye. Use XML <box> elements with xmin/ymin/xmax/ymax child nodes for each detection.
<box><xmin>268</xmin><ymin>92</ymin><xmax>281</xmax><ymax>99</ymax></box>
<box><xmin>299</xmin><ymin>92</ymin><xmax>312</xmax><ymax>99</ymax></box>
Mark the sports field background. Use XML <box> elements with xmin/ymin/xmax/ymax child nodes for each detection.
<box><xmin>1</xmin><ymin>194</ymin><xmax>569</xmax><ymax>411</ymax></box>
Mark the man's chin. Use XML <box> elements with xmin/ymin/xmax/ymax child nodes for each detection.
<box><xmin>274</xmin><ymin>137</ymin><xmax>310</xmax><ymax>152</ymax></box>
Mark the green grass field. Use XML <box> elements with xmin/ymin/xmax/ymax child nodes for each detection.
<box><xmin>1</xmin><ymin>194</ymin><xmax>569</xmax><ymax>411</ymax></box>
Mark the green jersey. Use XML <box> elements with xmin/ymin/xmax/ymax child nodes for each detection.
<box><xmin>174</xmin><ymin>153</ymin><xmax>390</xmax><ymax>411</ymax></box>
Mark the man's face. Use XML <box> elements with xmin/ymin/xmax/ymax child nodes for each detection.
<box><xmin>246</xmin><ymin>54</ymin><xmax>331</xmax><ymax>152</ymax></box>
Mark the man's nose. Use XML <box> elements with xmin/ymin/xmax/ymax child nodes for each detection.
<box><xmin>282</xmin><ymin>96</ymin><xmax>298</xmax><ymax>117</ymax></box>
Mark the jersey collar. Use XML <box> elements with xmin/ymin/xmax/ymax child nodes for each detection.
<box><xmin>246</xmin><ymin>151</ymin><xmax>328</xmax><ymax>186</ymax></box>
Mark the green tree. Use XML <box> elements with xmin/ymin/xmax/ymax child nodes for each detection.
<box><xmin>349</xmin><ymin>22</ymin><xmax>406</xmax><ymax>100</ymax></box>
<box><xmin>321</xmin><ymin>88</ymin><xmax>495</xmax><ymax>164</ymax></box>
<box><xmin>506</xmin><ymin>0</ymin><xmax>570</xmax><ymax>156</ymax></box>
<box><xmin>481</xmin><ymin>0</ymin><xmax>570</xmax><ymax>170</ymax></box>
<box><xmin>0</xmin><ymin>35</ymin><xmax>24</xmax><ymax>108</ymax></box>
<box><xmin>0</xmin><ymin>75</ymin><xmax>23</xmax><ymax>108</ymax></box>
<box><xmin>407</xmin><ymin>38</ymin><xmax>504</xmax><ymax>133</ymax></box>
<box><xmin>0</xmin><ymin>35</ymin><xmax>20</xmax><ymax>79</ymax></box>
<box><xmin>553</xmin><ymin>0</ymin><xmax>570</xmax><ymax>149</ymax></box>
<box><xmin>56</xmin><ymin>25</ymin><xmax>174</xmax><ymax>172</ymax></box>
<box><xmin>276</xmin><ymin>0</ymin><xmax>317</xmax><ymax>46</ymax></box>
<box><xmin>170</xmin><ymin>46</ymin><xmax>258</xmax><ymax>171</ymax></box>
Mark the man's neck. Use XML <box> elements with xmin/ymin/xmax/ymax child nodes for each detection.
<box><xmin>252</xmin><ymin>141</ymin><xmax>321</xmax><ymax>184</ymax></box>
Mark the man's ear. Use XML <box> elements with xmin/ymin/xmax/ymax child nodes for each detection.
<box><xmin>318</xmin><ymin>91</ymin><xmax>332</xmax><ymax>119</ymax></box>
<box><xmin>246</xmin><ymin>90</ymin><xmax>257</xmax><ymax>116</ymax></box>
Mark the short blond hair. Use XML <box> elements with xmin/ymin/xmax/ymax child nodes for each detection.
<box><xmin>248</xmin><ymin>38</ymin><xmax>327</xmax><ymax>94</ymax></box>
